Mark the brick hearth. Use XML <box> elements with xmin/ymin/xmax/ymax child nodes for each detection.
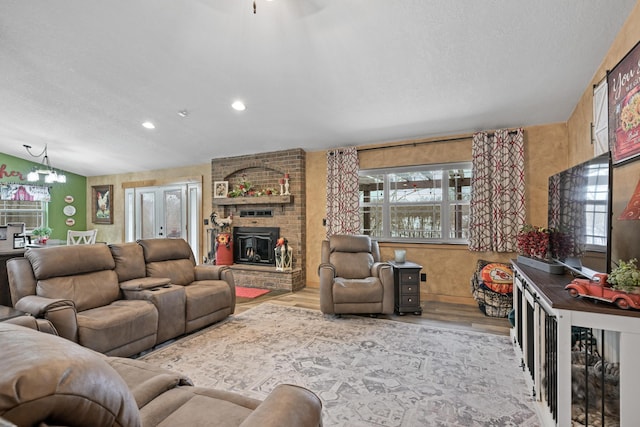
<box><xmin>210</xmin><ymin>148</ymin><xmax>306</xmax><ymax>291</ymax></box>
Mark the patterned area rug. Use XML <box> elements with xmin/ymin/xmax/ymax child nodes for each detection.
<box><xmin>141</xmin><ymin>303</ymin><xmax>539</xmax><ymax>426</ymax></box>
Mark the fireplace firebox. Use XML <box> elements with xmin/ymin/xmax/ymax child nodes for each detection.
<box><xmin>233</xmin><ymin>227</ymin><xmax>279</xmax><ymax>266</ymax></box>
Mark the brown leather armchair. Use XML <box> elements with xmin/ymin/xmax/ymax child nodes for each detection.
<box><xmin>318</xmin><ymin>234</ymin><xmax>394</xmax><ymax>315</ymax></box>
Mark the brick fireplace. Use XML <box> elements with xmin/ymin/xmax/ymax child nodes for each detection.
<box><xmin>210</xmin><ymin>148</ymin><xmax>306</xmax><ymax>291</ymax></box>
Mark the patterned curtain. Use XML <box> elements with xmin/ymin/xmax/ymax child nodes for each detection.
<box><xmin>468</xmin><ymin>128</ymin><xmax>525</xmax><ymax>252</ymax></box>
<box><xmin>326</xmin><ymin>147</ymin><xmax>360</xmax><ymax>237</ymax></box>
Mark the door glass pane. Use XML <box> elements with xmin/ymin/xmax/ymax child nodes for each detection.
<box><xmin>164</xmin><ymin>189</ymin><xmax>183</xmax><ymax>238</ymax></box>
<box><xmin>141</xmin><ymin>192</ymin><xmax>155</xmax><ymax>239</ymax></box>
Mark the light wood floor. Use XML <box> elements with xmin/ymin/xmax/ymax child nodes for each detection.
<box><xmin>235</xmin><ymin>287</ymin><xmax>512</xmax><ymax>336</ymax></box>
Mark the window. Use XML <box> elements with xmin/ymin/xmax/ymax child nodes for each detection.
<box><xmin>0</xmin><ymin>200</ymin><xmax>46</xmax><ymax>230</ymax></box>
<box><xmin>584</xmin><ymin>160</ymin><xmax>609</xmax><ymax>247</ymax></box>
<box><xmin>359</xmin><ymin>163</ymin><xmax>472</xmax><ymax>243</ymax></box>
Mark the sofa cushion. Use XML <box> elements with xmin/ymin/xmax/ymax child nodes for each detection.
<box><xmin>36</xmin><ymin>270</ymin><xmax>119</xmax><ymax>311</ymax></box>
<box><xmin>110</xmin><ymin>242</ymin><xmax>147</xmax><ymax>282</ymax></box>
<box><xmin>37</xmin><ymin>269</ymin><xmax>121</xmax><ymax>311</ymax></box>
<box><xmin>0</xmin><ymin>323</ymin><xmax>141</xmax><ymax>427</ymax></box>
<box><xmin>138</xmin><ymin>238</ymin><xmax>195</xmax><ymax>263</ymax></box>
<box><xmin>147</xmin><ymin>259</ymin><xmax>196</xmax><ymax>286</ymax></box>
<box><xmin>329</xmin><ymin>234</ymin><xmax>372</xmax><ymax>253</ymax></box>
<box><xmin>26</xmin><ymin>244</ymin><xmax>115</xmax><ymax>279</ymax></box>
<box><xmin>333</xmin><ymin>277</ymin><xmax>383</xmax><ymax>303</ymax></box>
<box><xmin>330</xmin><ymin>252</ymin><xmax>374</xmax><ymax>279</ymax></box>
<box><xmin>76</xmin><ymin>300</ymin><xmax>158</xmax><ymax>356</ymax></box>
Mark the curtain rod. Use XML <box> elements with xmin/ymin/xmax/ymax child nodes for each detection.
<box><xmin>355</xmin><ymin>130</ymin><xmax>519</xmax><ymax>154</ymax></box>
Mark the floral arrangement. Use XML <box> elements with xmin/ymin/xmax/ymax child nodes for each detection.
<box><xmin>227</xmin><ymin>174</ymin><xmax>280</xmax><ymax>198</ymax></box>
<box><xmin>516</xmin><ymin>224</ymin><xmax>551</xmax><ymax>260</ymax></box>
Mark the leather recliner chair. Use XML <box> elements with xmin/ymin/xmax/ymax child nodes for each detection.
<box><xmin>318</xmin><ymin>234</ymin><xmax>394</xmax><ymax>315</ymax></box>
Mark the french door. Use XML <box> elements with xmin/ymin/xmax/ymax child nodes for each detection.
<box><xmin>124</xmin><ymin>182</ymin><xmax>201</xmax><ymax>261</ymax></box>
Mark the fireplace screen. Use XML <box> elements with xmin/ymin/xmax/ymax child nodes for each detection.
<box><xmin>233</xmin><ymin>227</ymin><xmax>279</xmax><ymax>266</ymax></box>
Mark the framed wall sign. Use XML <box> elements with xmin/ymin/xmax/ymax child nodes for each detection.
<box><xmin>92</xmin><ymin>184</ymin><xmax>113</xmax><ymax>224</ymax></box>
<box><xmin>214</xmin><ymin>181</ymin><xmax>229</xmax><ymax>198</ymax></box>
<box><xmin>608</xmin><ymin>40</ymin><xmax>640</xmax><ymax>165</ymax></box>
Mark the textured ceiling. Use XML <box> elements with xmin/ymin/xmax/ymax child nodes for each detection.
<box><xmin>0</xmin><ymin>0</ymin><xmax>636</xmax><ymax>177</ymax></box>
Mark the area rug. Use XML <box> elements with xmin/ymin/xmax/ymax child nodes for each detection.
<box><xmin>141</xmin><ymin>303</ymin><xmax>539</xmax><ymax>426</ymax></box>
<box><xmin>235</xmin><ymin>286</ymin><xmax>270</xmax><ymax>299</ymax></box>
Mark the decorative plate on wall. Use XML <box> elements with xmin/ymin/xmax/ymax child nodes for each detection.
<box><xmin>63</xmin><ymin>205</ymin><xmax>76</xmax><ymax>216</ymax></box>
<box><xmin>65</xmin><ymin>218</ymin><xmax>75</xmax><ymax>226</ymax></box>
<box><xmin>64</xmin><ymin>195</ymin><xmax>74</xmax><ymax>203</ymax></box>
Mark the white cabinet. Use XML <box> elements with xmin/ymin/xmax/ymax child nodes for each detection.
<box><xmin>512</xmin><ymin>261</ymin><xmax>640</xmax><ymax>427</ymax></box>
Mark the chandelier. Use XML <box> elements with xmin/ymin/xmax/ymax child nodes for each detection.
<box><xmin>23</xmin><ymin>144</ymin><xmax>67</xmax><ymax>183</ymax></box>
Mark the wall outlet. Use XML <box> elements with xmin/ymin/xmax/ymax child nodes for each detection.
<box><xmin>203</xmin><ymin>219</ymin><xmax>209</xmax><ymax>225</ymax></box>
<box><xmin>420</xmin><ymin>273</ymin><xmax>427</xmax><ymax>282</ymax></box>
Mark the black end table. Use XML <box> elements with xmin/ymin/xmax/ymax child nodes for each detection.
<box><xmin>388</xmin><ymin>261</ymin><xmax>423</xmax><ymax>315</ymax></box>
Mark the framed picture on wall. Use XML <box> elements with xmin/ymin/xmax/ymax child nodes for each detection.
<box><xmin>214</xmin><ymin>181</ymin><xmax>229</xmax><ymax>198</ymax></box>
<box><xmin>92</xmin><ymin>185</ymin><xmax>113</xmax><ymax>224</ymax></box>
<box><xmin>608</xmin><ymin>40</ymin><xmax>640</xmax><ymax>165</ymax></box>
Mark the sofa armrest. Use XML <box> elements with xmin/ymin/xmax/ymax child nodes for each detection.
<box><xmin>14</xmin><ymin>295</ymin><xmax>75</xmax><ymax>317</ymax></box>
<box><xmin>194</xmin><ymin>264</ymin><xmax>228</xmax><ymax>280</ymax></box>
<box><xmin>120</xmin><ymin>277</ymin><xmax>171</xmax><ymax>291</ymax></box>
<box><xmin>318</xmin><ymin>262</ymin><xmax>335</xmax><ymax>278</ymax></box>
<box><xmin>239</xmin><ymin>384</ymin><xmax>322</xmax><ymax>427</ymax></box>
<box><xmin>318</xmin><ymin>263</ymin><xmax>336</xmax><ymax>314</ymax></box>
<box><xmin>14</xmin><ymin>296</ymin><xmax>78</xmax><ymax>341</ymax></box>
<box><xmin>371</xmin><ymin>261</ymin><xmax>393</xmax><ymax>278</ymax></box>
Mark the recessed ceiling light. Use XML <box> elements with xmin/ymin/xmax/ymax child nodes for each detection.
<box><xmin>142</xmin><ymin>121</ymin><xmax>155</xmax><ymax>129</ymax></box>
<box><xmin>177</xmin><ymin>110</ymin><xmax>189</xmax><ymax>118</ymax></box>
<box><xmin>231</xmin><ymin>101</ymin><xmax>246</xmax><ymax>111</ymax></box>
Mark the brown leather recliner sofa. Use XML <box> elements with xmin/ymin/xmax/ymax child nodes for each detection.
<box><xmin>7</xmin><ymin>238</ymin><xmax>235</xmax><ymax>357</ymax></box>
<box><xmin>0</xmin><ymin>322</ymin><xmax>323</xmax><ymax>427</ymax></box>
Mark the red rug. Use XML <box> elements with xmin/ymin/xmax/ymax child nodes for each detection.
<box><xmin>235</xmin><ymin>286</ymin><xmax>270</xmax><ymax>299</ymax></box>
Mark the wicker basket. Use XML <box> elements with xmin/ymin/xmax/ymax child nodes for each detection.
<box><xmin>471</xmin><ymin>259</ymin><xmax>513</xmax><ymax>318</ymax></box>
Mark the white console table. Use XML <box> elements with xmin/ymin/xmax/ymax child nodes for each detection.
<box><xmin>511</xmin><ymin>261</ymin><xmax>640</xmax><ymax>427</ymax></box>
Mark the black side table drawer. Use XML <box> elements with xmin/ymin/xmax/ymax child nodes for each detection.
<box><xmin>401</xmin><ymin>283</ymin><xmax>419</xmax><ymax>295</ymax></box>
<box><xmin>400</xmin><ymin>271</ymin><xmax>419</xmax><ymax>284</ymax></box>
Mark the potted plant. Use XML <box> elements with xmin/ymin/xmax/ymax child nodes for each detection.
<box><xmin>32</xmin><ymin>226</ymin><xmax>52</xmax><ymax>244</ymax></box>
<box><xmin>515</xmin><ymin>224</ymin><xmax>564</xmax><ymax>274</ymax></box>
<box><xmin>608</xmin><ymin>258</ymin><xmax>640</xmax><ymax>294</ymax></box>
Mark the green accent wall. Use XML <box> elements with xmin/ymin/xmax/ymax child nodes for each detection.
<box><xmin>0</xmin><ymin>152</ymin><xmax>86</xmax><ymax>241</ymax></box>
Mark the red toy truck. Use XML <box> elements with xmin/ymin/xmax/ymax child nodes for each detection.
<box><xmin>565</xmin><ymin>273</ymin><xmax>640</xmax><ymax>310</ymax></box>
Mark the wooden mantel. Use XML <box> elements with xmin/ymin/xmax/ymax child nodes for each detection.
<box><xmin>213</xmin><ymin>195</ymin><xmax>293</xmax><ymax>206</ymax></box>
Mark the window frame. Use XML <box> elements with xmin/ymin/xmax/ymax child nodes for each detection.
<box><xmin>0</xmin><ymin>199</ymin><xmax>47</xmax><ymax>231</ymax></box>
<box><xmin>359</xmin><ymin>162</ymin><xmax>472</xmax><ymax>244</ymax></box>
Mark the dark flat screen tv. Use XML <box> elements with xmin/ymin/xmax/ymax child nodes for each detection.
<box><xmin>548</xmin><ymin>153</ymin><xmax>612</xmax><ymax>278</ymax></box>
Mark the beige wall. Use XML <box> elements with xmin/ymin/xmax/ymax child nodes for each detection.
<box><xmin>566</xmin><ymin>0</ymin><xmax>640</xmax><ymax>267</ymax></box>
<box><xmin>305</xmin><ymin>124</ymin><xmax>568</xmax><ymax>305</ymax></box>
<box><xmin>86</xmin><ymin>163</ymin><xmax>211</xmax><ymax>260</ymax></box>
